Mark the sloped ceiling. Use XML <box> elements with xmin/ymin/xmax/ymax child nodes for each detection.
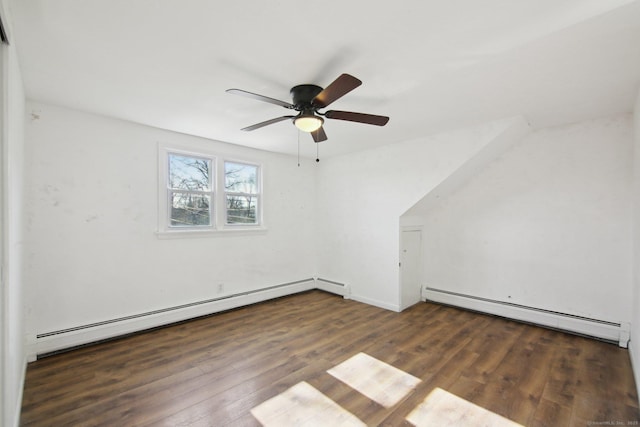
<box><xmin>9</xmin><ymin>0</ymin><xmax>640</xmax><ymax>158</ymax></box>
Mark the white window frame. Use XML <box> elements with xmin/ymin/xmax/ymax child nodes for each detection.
<box><xmin>157</xmin><ymin>143</ymin><xmax>266</xmax><ymax>238</ymax></box>
<box><xmin>223</xmin><ymin>159</ymin><xmax>262</xmax><ymax>227</ymax></box>
<box><xmin>167</xmin><ymin>151</ymin><xmax>215</xmax><ymax>230</ymax></box>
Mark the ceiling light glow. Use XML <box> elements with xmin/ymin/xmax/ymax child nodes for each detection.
<box><xmin>294</xmin><ymin>115</ymin><xmax>323</xmax><ymax>132</ymax></box>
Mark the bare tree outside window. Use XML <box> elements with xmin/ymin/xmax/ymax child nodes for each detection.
<box><xmin>169</xmin><ymin>154</ymin><xmax>212</xmax><ymax>227</ymax></box>
<box><xmin>161</xmin><ymin>149</ymin><xmax>262</xmax><ymax>231</ymax></box>
<box><xmin>224</xmin><ymin>161</ymin><xmax>259</xmax><ymax>224</ymax></box>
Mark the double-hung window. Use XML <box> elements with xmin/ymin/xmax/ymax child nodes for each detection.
<box><xmin>168</xmin><ymin>153</ymin><xmax>213</xmax><ymax>227</ymax></box>
<box><xmin>224</xmin><ymin>161</ymin><xmax>259</xmax><ymax>225</ymax></box>
<box><xmin>158</xmin><ymin>144</ymin><xmax>263</xmax><ymax>236</ymax></box>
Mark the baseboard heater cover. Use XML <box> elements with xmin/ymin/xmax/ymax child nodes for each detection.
<box><xmin>34</xmin><ymin>278</ymin><xmax>323</xmax><ymax>357</ymax></box>
<box><xmin>315</xmin><ymin>277</ymin><xmax>349</xmax><ymax>298</ymax></box>
<box><xmin>424</xmin><ymin>287</ymin><xmax>629</xmax><ymax>348</ymax></box>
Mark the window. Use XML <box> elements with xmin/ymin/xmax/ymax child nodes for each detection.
<box><xmin>225</xmin><ymin>161</ymin><xmax>259</xmax><ymax>225</ymax></box>
<box><xmin>158</xmin><ymin>144</ymin><xmax>264</xmax><ymax>236</ymax></box>
<box><xmin>168</xmin><ymin>154</ymin><xmax>213</xmax><ymax>227</ymax></box>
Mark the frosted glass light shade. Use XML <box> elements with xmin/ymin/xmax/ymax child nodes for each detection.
<box><xmin>294</xmin><ymin>115</ymin><xmax>324</xmax><ymax>132</ymax></box>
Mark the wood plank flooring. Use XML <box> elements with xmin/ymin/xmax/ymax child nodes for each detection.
<box><xmin>21</xmin><ymin>290</ymin><xmax>640</xmax><ymax>426</ymax></box>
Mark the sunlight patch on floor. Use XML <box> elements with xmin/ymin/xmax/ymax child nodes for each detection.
<box><xmin>327</xmin><ymin>352</ymin><xmax>421</xmax><ymax>408</ymax></box>
<box><xmin>250</xmin><ymin>381</ymin><xmax>366</xmax><ymax>427</ymax></box>
<box><xmin>250</xmin><ymin>354</ymin><xmax>521</xmax><ymax>426</ymax></box>
<box><xmin>406</xmin><ymin>387</ymin><xmax>523</xmax><ymax>427</ymax></box>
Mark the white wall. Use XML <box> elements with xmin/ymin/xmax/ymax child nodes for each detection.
<box><xmin>23</xmin><ymin>102</ymin><xmax>317</xmax><ymax>355</ymax></box>
<box><xmin>631</xmin><ymin>87</ymin><xmax>640</xmax><ymax>394</ymax></box>
<box><xmin>420</xmin><ymin>115</ymin><xmax>633</xmax><ymax>324</ymax></box>
<box><xmin>315</xmin><ymin>118</ymin><xmax>526</xmax><ymax>311</ymax></box>
<box><xmin>0</xmin><ymin>0</ymin><xmax>26</xmax><ymax>425</ymax></box>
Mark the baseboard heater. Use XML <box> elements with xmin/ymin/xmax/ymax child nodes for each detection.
<box><xmin>315</xmin><ymin>277</ymin><xmax>350</xmax><ymax>298</ymax></box>
<box><xmin>35</xmin><ymin>278</ymin><xmax>348</xmax><ymax>358</ymax></box>
<box><xmin>424</xmin><ymin>287</ymin><xmax>630</xmax><ymax>348</ymax></box>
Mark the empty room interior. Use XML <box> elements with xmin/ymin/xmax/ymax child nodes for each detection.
<box><xmin>2</xmin><ymin>1</ymin><xmax>640</xmax><ymax>426</ymax></box>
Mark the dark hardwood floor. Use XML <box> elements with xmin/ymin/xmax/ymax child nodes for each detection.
<box><xmin>21</xmin><ymin>290</ymin><xmax>640</xmax><ymax>426</ymax></box>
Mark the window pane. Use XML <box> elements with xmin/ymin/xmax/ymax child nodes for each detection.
<box><xmin>225</xmin><ymin>162</ymin><xmax>258</xmax><ymax>194</ymax></box>
<box><xmin>226</xmin><ymin>195</ymin><xmax>257</xmax><ymax>224</ymax></box>
<box><xmin>170</xmin><ymin>192</ymin><xmax>211</xmax><ymax>227</ymax></box>
<box><xmin>169</xmin><ymin>154</ymin><xmax>211</xmax><ymax>191</ymax></box>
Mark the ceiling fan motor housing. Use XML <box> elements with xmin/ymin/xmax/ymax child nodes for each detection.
<box><xmin>290</xmin><ymin>84</ymin><xmax>323</xmax><ymax>110</ymax></box>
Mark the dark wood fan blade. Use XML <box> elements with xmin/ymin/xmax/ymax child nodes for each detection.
<box><xmin>241</xmin><ymin>116</ymin><xmax>295</xmax><ymax>131</ymax></box>
<box><xmin>325</xmin><ymin>110</ymin><xmax>389</xmax><ymax>126</ymax></box>
<box><xmin>227</xmin><ymin>89</ymin><xmax>294</xmax><ymax>109</ymax></box>
<box><xmin>311</xmin><ymin>126</ymin><xmax>328</xmax><ymax>142</ymax></box>
<box><xmin>311</xmin><ymin>74</ymin><xmax>362</xmax><ymax>108</ymax></box>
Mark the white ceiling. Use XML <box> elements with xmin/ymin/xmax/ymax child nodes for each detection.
<box><xmin>9</xmin><ymin>0</ymin><xmax>640</xmax><ymax>158</ymax></box>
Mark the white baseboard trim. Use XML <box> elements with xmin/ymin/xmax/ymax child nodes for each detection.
<box><xmin>424</xmin><ymin>287</ymin><xmax>628</xmax><ymax>347</ymax></box>
<box><xmin>349</xmin><ymin>293</ymin><xmax>400</xmax><ymax>312</ymax></box>
<box><xmin>34</xmin><ymin>279</ymin><xmax>318</xmax><ymax>358</ymax></box>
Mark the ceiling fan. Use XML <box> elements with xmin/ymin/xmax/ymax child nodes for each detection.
<box><xmin>226</xmin><ymin>73</ymin><xmax>389</xmax><ymax>143</ymax></box>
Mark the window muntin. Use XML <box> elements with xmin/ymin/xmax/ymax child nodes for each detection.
<box><xmin>224</xmin><ymin>161</ymin><xmax>259</xmax><ymax>225</ymax></box>
<box><xmin>168</xmin><ymin>153</ymin><xmax>213</xmax><ymax>228</ymax></box>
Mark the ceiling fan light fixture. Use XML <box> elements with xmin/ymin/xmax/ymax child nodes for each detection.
<box><xmin>228</xmin><ymin>74</ymin><xmax>389</xmax><ymax>141</ymax></box>
<box><xmin>294</xmin><ymin>114</ymin><xmax>324</xmax><ymax>132</ymax></box>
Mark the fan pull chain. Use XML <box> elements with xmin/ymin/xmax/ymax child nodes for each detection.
<box><xmin>297</xmin><ymin>130</ymin><xmax>300</xmax><ymax>167</ymax></box>
<box><xmin>316</xmin><ymin>142</ymin><xmax>320</xmax><ymax>163</ymax></box>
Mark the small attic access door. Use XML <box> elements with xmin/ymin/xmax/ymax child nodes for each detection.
<box><xmin>400</xmin><ymin>228</ymin><xmax>422</xmax><ymax>311</ymax></box>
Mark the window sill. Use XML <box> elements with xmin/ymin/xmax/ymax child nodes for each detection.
<box><xmin>155</xmin><ymin>226</ymin><xmax>268</xmax><ymax>239</ymax></box>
